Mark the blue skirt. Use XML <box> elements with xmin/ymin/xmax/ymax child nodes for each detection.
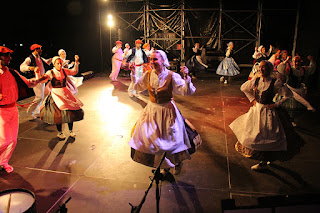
<box><xmin>216</xmin><ymin>57</ymin><xmax>240</xmax><ymax>76</ymax></box>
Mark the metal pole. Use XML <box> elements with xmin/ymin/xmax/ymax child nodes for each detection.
<box><xmin>292</xmin><ymin>0</ymin><xmax>301</xmax><ymax>57</ymax></box>
<box><xmin>181</xmin><ymin>0</ymin><xmax>185</xmax><ymax>61</ymax></box>
<box><xmin>110</xmin><ymin>27</ymin><xmax>112</xmax><ymax>66</ymax></box>
<box><xmin>98</xmin><ymin>8</ymin><xmax>103</xmax><ymax>72</ymax></box>
<box><xmin>256</xmin><ymin>0</ymin><xmax>262</xmax><ymax>48</ymax></box>
<box><xmin>218</xmin><ymin>0</ymin><xmax>222</xmax><ymax>51</ymax></box>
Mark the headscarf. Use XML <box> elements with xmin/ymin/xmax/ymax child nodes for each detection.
<box><xmin>258</xmin><ymin>45</ymin><xmax>264</xmax><ymax>53</ymax></box>
<box><xmin>155</xmin><ymin>50</ymin><xmax>170</xmax><ymax>67</ymax></box>
<box><xmin>227</xmin><ymin>42</ymin><xmax>233</xmax><ymax>47</ymax></box>
<box><xmin>58</xmin><ymin>49</ymin><xmax>66</xmax><ymax>56</ymax></box>
<box><xmin>52</xmin><ymin>56</ymin><xmax>61</xmax><ymax>65</ymax></box>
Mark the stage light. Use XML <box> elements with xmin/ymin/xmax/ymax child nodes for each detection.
<box><xmin>107</xmin><ymin>19</ymin><xmax>114</xmax><ymax>27</ymax></box>
<box><xmin>107</xmin><ymin>14</ymin><xmax>113</xmax><ymax>20</ymax></box>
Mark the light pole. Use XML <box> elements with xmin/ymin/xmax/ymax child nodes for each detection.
<box><xmin>107</xmin><ymin>14</ymin><xmax>114</xmax><ymax>52</ymax></box>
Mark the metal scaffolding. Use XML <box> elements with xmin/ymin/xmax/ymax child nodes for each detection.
<box><xmin>101</xmin><ymin>0</ymin><xmax>299</xmax><ymax>63</ymax></box>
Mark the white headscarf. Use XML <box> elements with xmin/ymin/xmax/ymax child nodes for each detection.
<box><xmin>58</xmin><ymin>49</ymin><xmax>66</xmax><ymax>56</ymax></box>
<box><xmin>155</xmin><ymin>50</ymin><xmax>170</xmax><ymax>67</ymax></box>
<box><xmin>52</xmin><ymin>56</ymin><xmax>61</xmax><ymax>65</ymax></box>
<box><xmin>227</xmin><ymin>42</ymin><xmax>233</xmax><ymax>47</ymax></box>
<box><xmin>258</xmin><ymin>45</ymin><xmax>264</xmax><ymax>53</ymax></box>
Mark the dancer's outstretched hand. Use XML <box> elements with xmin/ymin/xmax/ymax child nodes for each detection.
<box><xmin>180</xmin><ymin>66</ymin><xmax>189</xmax><ymax>79</ymax></box>
<box><xmin>75</xmin><ymin>55</ymin><xmax>79</xmax><ymax>63</ymax></box>
<box><xmin>129</xmin><ymin>63</ymin><xmax>136</xmax><ymax>75</ymax></box>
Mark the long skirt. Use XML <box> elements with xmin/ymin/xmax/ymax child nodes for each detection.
<box><xmin>234</xmin><ymin>106</ymin><xmax>303</xmax><ymax>161</ymax></box>
<box><xmin>129</xmin><ymin>101</ymin><xmax>193</xmax><ymax>168</ymax></box>
<box><xmin>216</xmin><ymin>57</ymin><xmax>240</xmax><ymax>76</ymax></box>
<box><xmin>40</xmin><ymin>94</ymin><xmax>84</xmax><ymax>125</ymax></box>
<box><xmin>230</xmin><ymin>103</ymin><xmax>287</xmax><ymax>153</ymax></box>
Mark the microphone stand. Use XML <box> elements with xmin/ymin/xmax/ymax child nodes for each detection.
<box><xmin>129</xmin><ymin>152</ymin><xmax>167</xmax><ymax>213</ymax></box>
<box><xmin>56</xmin><ymin>197</ymin><xmax>71</xmax><ymax>213</ymax></box>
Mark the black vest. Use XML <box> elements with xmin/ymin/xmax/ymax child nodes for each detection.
<box><xmin>24</xmin><ymin>54</ymin><xmax>49</xmax><ymax>78</ymax></box>
<box><xmin>254</xmin><ymin>77</ymin><xmax>276</xmax><ymax>105</ymax></box>
<box><xmin>9</xmin><ymin>68</ymin><xmax>35</xmax><ymax>101</ymax></box>
<box><xmin>126</xmin><ymin>48</ymin><xmax>148</xmax><ymax>64</ymax></box>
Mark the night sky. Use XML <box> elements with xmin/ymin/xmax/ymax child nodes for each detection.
<box><xmin>2</xmin><ymin>0</ymin><xmax>319</xmax><ymax>72</ymax></box>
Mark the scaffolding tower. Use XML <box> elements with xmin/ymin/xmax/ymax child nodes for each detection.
<box><xmin>100</xmin><ymin>0</ymin><xmax>299</xmax><ymax>64</ymax></box>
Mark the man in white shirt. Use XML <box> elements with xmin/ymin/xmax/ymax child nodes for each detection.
<box><xmin>20</xmin><ymin>44</ymin><xmax>52</xmax><ymax>118</ymax></box>
<box><xmin>124</xmin><ymin>39</ymin><xmax>148</xmax><ymax>97</ymax></box>
<box><xmin>110</xmin><ymin>41</ymin><xmax>123</xmax><ymax>81</ymax></box>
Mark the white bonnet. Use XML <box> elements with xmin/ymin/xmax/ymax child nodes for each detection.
<box><xmin>258</xmin><ymin>45</ymin><xmax>264</xmax><ymax>52</ymax></box>
<box><xmin>58</xmin><ymin>49</ymin><xmax>66</xmax><ymax>56</ymax></box>
<box><xmin>155</xmin><ymin>50</ymin><xmax>170</xmax><ymax>67</ymax></box>
<box><xmin>52</xmin><ymin>56</ymin><xmax>61</xmax><ymax>65</ymax></box>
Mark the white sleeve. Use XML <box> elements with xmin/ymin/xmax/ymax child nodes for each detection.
<box><xmin>252</xmin><ymin>51</ymin><xmax>261</xmax><ymax>59</ymax></box>
<box><xmin>112</xmin><ymin>46</ymin><xmax>118</xmax><ymax>54</ymax></box>
<box><xmin>172</xmin><ymin>72</ymin><xmax>196</xmax><ymax>96</ymax></box>
<box><xmin>240</xmin><ymin>78</ymin><xmax>256</xmax><ymax>102</ymax></box>
<box><xmin>45</xmin><ymin>70</ymin><xmax>53</xmax><ymax>80</ymax></box>
<box><xmin>124</xmin><ymin>49</ymin><xmax>132</xmax><ymax>59</ymax></box>
<box><xmin>133</xmin><ymin>72</ymin><xmax>148</xmax><ymax>92</ymax></box>
<box><xmin>20</xmin><ymin>57</ymin><xmax>32</xmax><ymax>72</ymax></box>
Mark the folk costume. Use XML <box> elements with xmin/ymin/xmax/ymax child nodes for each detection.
<box><xmin>0</xmin><ymin>46</ymin><xmax>37</xmax><ymax>173</ymax></box>
<box><xmin>20</xmin><ymin>44</ymin><xmax>52</xmax><ymax>118</ymax></box>
<box><xmin>39</xmin><ymin>56</ymin><xmax>83</xmax><ymax>138</ymax></box>
<box><xmin>129</xmin><ymin>50</ymin><xmax>199</xmax><ymax>171</ymax></box>
<box><xmin>216</xmin><ymin>42</ymin><xmax>240</xmax><ymax>83</ymax></box>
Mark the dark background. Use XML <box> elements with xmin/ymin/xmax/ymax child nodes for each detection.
<box><xmin>2</xmin><ymin>0</ymin><xmax>319</xmax><ymax>73</ymax></box>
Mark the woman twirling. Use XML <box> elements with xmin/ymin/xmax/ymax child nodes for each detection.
<box><xmin>37</xmin><ymin>55</ymin><xmax>84</xmax><ymax>139</ymax></box>
<box><xmin>129</xmin><ymin>50</ymin><xmax>198</xmax><ymax>175</ymax></box>
<box><xmin>216</xmin><ymin>42</ymin><xmax>240</xmax><ymax>84</ymax></box>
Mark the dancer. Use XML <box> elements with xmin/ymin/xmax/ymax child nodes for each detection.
<box><xmin>110</xmin><ymin>41</ymin><xmax>124</xmax><ymax>82</ymax></box>
<box><xmin>142</xmin><ymin>43</ymin><xmax>154</xmax><ymax>73</ymax></box>
<box><xmin>124</xmin><ymin>39</ymin><xmax>148</xmax><ymax>97</ymax></box>
<box><xmin>129</xmin><ymin>50</ymin><xmax>197</xmax><ymax>175</ymax></box>
<box><xmin>37</xmin><ymin>55</ymin><xmax>83</xmax><ymax>139</ymax></box>
<box><xmin>229</xmin><ymin>60</ymin><xmax>314</xmax><ymax>170</ymax></box>
<box><xmin>58</xmin><ymin>49</ymin><xmax>75</xmax><ymax>69</ymax></box>
<box><xmin>20</xmin><ymin>44</ymin><xmax>52</xmax><ymax>119</ymax></box>
<box><xmin>186</xmin><ymin>43</ymin><xmax>208</xmax><ymax>78</ymax></box>
<box><xmin>229</xmin><ymin>61</ymin><xmax>289</xmax><ymax>171</ymax></box>
<box><xmin>216</xmin><ymin>42</ymin><xmax>240</xmax><ymax>84</ymax></box>
<box><xmin>0</xmin><ymin>46</ymin><xmax>38</xmax><ymax>173</ymax></box>
<box><xmin>279</xmin><ymin>55</ymin><xmax>316</xmax><ymax>126</ymax></box>
<box><xmin>58</xmin><ymin>49</ymin><xmax>83</xmax><ymax>96</ymax></box>
<box><xmin>121</xmin><ymin>43</ymin><xmax>131</xmax><ymax>73</ymax></box>
<box><xmin>249</xmin><ymin>45</ymin><xmax>273</xmax><ymax>79</ymax></box>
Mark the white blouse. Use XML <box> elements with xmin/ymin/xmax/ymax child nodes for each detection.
<box><xmin>134</xmin><ymin>68</ymin><xmax>196</xmax><ymax>96</ymax></box>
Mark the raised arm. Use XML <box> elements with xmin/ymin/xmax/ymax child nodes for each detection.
<box><xmin>64</xmin><ymin>55</ymin><xmax>80</xmax><ymax>76</ymax></box>
<box><xmin>172</xmin><ymin>66</ymin><xmax>196</xmax><ymax>96</ymax></box>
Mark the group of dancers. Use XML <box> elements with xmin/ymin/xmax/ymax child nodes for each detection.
<box><xmin>0</xmin><ymin>39</ymin><xmax>317</xmax><ymax>176</ymax></box>
<box><xmin>0</xmin><ymin>44</ymin><xmax>84</xmax><ymax>173</ymax></box>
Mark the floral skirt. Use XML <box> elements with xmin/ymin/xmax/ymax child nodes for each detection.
<box><xmin>40</xmin><ymin>94</ymin><xmax>84</xmax><ymax>125</ymax></box>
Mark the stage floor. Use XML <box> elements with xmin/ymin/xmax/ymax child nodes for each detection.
<box><xmin>1</xmin><ymin>71</ymin><xmax>320</xmax><ymax>212</ymax></box>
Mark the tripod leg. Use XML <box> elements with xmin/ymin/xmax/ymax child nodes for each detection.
<box><xmin>156</xmin><ymin>178</ymin><xmax>160</xmax><ymax>213</ymax></box>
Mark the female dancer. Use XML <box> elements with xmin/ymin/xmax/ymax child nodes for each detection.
<box><xmin>129</xmin><ymin>50</ymin><xmax>198</xmax><ymax>175</ymax></box>
<box><xmin>216</xmin><ymin>42</ymin><xmax>240</xmax><ymax>84</ymax></box>
<box><xmin>37</xmin><ymin>55</ymin><xmax>84</xmax><ymax>139</ymax></box>
<box><xmin>230</xmin><ymin>61</ymin><xmax>288</xmax><ymax>170</ymax></box>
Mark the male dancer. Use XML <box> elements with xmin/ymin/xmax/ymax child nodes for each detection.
<box><xmin>110</xmin><ymin>41</ymin><xmax>123</xmax><ymax>81</ymax></box>
<box><xmin>0</xmin><ymin>46</ymin><xmax>37</xmax><ymax>173</ymax></box>
<box><xmin>20</xmin><ymin>44</ymin><xmax>52</xmax><ymax>118</ymax></box>
<box><xmin>124</xmin><ymin>39</ymin><xmax>148</xmax><ymax>97</ymax></box>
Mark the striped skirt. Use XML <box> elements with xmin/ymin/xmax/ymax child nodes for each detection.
<box><xmin>40</xmin><ymin>94</ymin><xmax>84</xmax><ymax>125</ymax></box>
